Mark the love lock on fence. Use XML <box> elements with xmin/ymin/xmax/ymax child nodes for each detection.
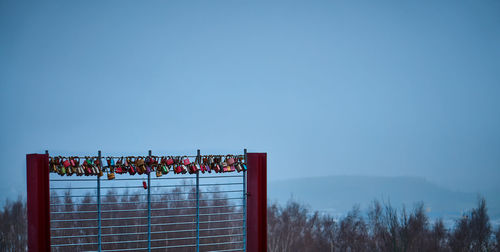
<box><xmin>26</xmin><ymin>149</ymin><xmax>267</xmax><ymax>252</ymax></box>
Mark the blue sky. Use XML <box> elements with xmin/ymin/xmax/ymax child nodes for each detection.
<box><xmin>1</xmin><ymin>0</ymin><xmax>499</xmax><ymax>204</ymax></box>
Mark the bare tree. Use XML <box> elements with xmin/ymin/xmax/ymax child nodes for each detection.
<box><xmin>469</xmin><ymin>197</ymin><xmax>492</xmax><ymax>251</ymax></box>
<box><xmin>0</xmin><ymin>197</ymin><xmax>27</xmax><ymax>251</ymax></box>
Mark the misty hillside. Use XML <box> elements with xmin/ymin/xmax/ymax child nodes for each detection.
<box><xmin>269</xmin><ymin>175</ymin><xmax>500</xmax><ymax>219</ymax></box>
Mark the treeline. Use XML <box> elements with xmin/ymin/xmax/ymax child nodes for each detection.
<box><xmin>1</xmin><ymin>185</ymin><xmax>244</xmax><ymax>252</ymax></box>
<box><xmin>2</xmin><ymin>196</ymin><xmax>500</xmax><ymax>251</ymax></box>
<box><xmin>0</xmin><ymin>197</ymin><xmax>26</xmax><ymax>251</ymax></box>
<box><xmin>268</xmin><ymin>198</ymin><xmax>500</xmax><ymax>252</ymax></box>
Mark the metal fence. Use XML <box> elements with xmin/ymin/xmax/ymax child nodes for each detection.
<box><xmin>47</xmin><ymin>150</ymin><xmax>247</xmax><ymax>252</ymax></box>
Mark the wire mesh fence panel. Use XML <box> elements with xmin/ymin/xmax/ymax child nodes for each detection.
<box><xmin>49</xmin><ymin>152</ymin><xmax>247</xmax><ymax>252</ymax></box>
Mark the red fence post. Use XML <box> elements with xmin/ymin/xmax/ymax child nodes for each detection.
<box><xmin>247</xmin><ymin>153</ymin><xmax>267</xmax><ymax>252</ymax></box>
<box><xmin>26</xmin><ymin>154</ymin><xmax>50</xmax><ymax>251</ymax></box>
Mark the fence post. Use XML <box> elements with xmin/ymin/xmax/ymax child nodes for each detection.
<box><xmin>97</xmin><ymin>150</ymin><xmax>102</xmax><ymax>252</ymax></box>
<box><xmin>243</xmin><ymin>149</ymin><xmax>247</xmax><ymax>252</ymax></box>
<box><xmin>26</xmin><ymin>153</ymin><xmax>50</xmax><ymax>251</ymax></box>
<box><xmin>247</xmin><ymin>152</ymin><xmax>267</xmax><ymax>252</ymax></box>
<box><xmin>196</xmin><ymin>149</ymin><xmax>200</xmax><ymax>252</ymax></box>
<box><xmin>148</xmin><ymin>150</ymin><xmax>152</xmax><ymax>252</ymax></box>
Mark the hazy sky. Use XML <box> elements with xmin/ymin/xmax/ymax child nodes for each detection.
<box><xmin>1</xmin><ymin>0</ymin><xmax>499</xmax><ymax>203</ymax></box>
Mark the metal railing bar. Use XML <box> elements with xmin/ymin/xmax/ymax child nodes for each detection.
<box><xmin>102</xmin><ymin>247</ymin><xmax>148</xmax><ymax>252</ymax></box>
<box><xmin>150</xmin><ymin>236</ymin><xmax>196</xmax><ymax>242</ymax></box>
<box><xmin>150</xmin><ymin>244</ymin><xmax>197</xmax><ymax>250</ymax></box>
<box><xmin>101</xmin><ymin>223</ymin><xmax>148</xmax><ymax>229</ymax></box>
<box><xmin>51</xmin><ymin>195</ymin><xmax>97</xmax><ymax>198</ymax></box>
<box><xmin>200</xmin><ymin>233</ymin><xmax>244</xmax><ymax>239</ymax></box>
<box><xmin>49</xmin><ymin>205</ymin><xmax>241</xmax><ymax>214</ymax></box>
<box><xmin>150</xmin><ymin>221</ymin><xmax>197</xmax><ymax>227</ymax></box>
<box><xmin>51</xmin><ymin>234</ymin><xmax>98</xmax><ymax>239</ymax></box>
<box><xmin>200</xmin><ymin>218</ymin><xmax>244</xmax><ymax>224</ymax></box>
<box><xmin>152</xmin><ymin>196</ymin><xmax>244</xmax><ymax>203</ymax></box>
<box><xmin>51</xmin><ymin>202</ymin><xmax>97</xmax><ymax>206</ymax></box>
<box><xmin>51</xmin><ymin>226</ymin><xmax>97</xmax><ymax>231</ymax></box>
<box><xmin>101</xmin><ymin>232</ymin><xmax>147</xmax><ymax>237</ymax></box>
<box><xmin>100</xmin><ymin>201</ymin><xmax>147</xmax><ymax>205</ymax></box>
<box><xmin>101</xmin><ymin>208</ymin><xmax>147</xmax><ymax>213</ymax></box>
<box><xmin>51</xmin><ymin>201</ymin><xmax>145</xmax><ymax>206</ymax></box>
<box><xmin>199</xmin><ymin>226</ymin><xmax>244</xmax><ymax>232</ymax></box>
<box><xmin>200</xmin><ymin>241</ymin><xmax>244</xmax><ymax>247</ymax></box>
<box><xmin>197</xmin><ymin>190</ymin><xmax>244</xmax><ymax>194</ymax></box>
<box><xmin>50</xmin><ymin>178</ymin><xmax>98</xmax><ymax>182</ymax></box>
<box><xmin>102</xmin><ymin>186</ymin><xmax>150</xmax><ymax>189</ymax></box>
<box><xmin>206</xmin><ymin>248</ymin><xmax>244</xmax><ymax>252</ymax></box>
<box><xmin>148</xmin><ymin>204</ymin><xmax>243</xmax><ymax>212</ymax></box>
<box><xmin>52</xmin><ymin>210</ymin><xmax>98</xmax><ymax>214</ymax></box>
<box><xmin>201</xmin><ymin>204</ymin><xmax>243</xmax><ymax>209</ymax></box>
<box><xmin>200</xmin><ymin>211</ymin><xmax>244</xmax><ymax>217</ymax></box>
<box><xmin>101</xmin><ymin>239</ymin><xmax>148</xmax><ymax>244</ymax></box>
<box><xmin>149</xmin><ymin>190</ymin><xmax>244</xmax><ymax>196</ymax></box>
<box><xmin>51</xmin><ymin>187</ymin><xmax>99</xmax><ymax>190</ymax></box>
<box><xmin>150</xmin><ymin>228</ymin><xmax>196</xmax><ymax>234</ymax></box>
<box><xmin>55</xmin><ymin>194</ymin><xmax>147</xmax><ymax>197</ymax></box>
<box><xmin>51</xmin><ymin>242</ymin><xmax>98</xmax><ymax>247</ymax></box>
<box><xmin>151</xmin><ymin>176</ymin><xmax>196</xmax><ymax>180</ymax></box>
<box><xmin>102</xmin><ymin>177</ymin><xmax>151</xmax><ymax>181</ymax></box>
<box><xmin>151</xmin><ymin>213</ymin><xmax>195</xmax><ymax>218</ymax></box>
<box><xmin>102</xmin><ymin>216</ymin><xmax>148</xmax><ymax>221</ymax></box>
<box><xmin>198</xmin><ymin>175</ymin><xmax>244</xmax><ymax>179</ymax></box>
<box><xmin>51</xmin><ymin>218</ymin><xmax>98</xmax><ymax>222</ymax></box>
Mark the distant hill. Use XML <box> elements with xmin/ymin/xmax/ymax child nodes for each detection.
<box><xmin>268</xmin><ymin>175</ymin><xmax>500</xmax><ymax>220</ymax></box>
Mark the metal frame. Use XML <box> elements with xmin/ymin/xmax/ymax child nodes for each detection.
<box><xmin>27</xmin><ymin>150</ymin><xmax>267</xmax><ymax>252</ymax></box>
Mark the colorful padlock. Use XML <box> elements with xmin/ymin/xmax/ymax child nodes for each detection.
<box><xmin>116</xmin><ymin>157</ymin><xmax>124</xmax><ymax>174</ymax></box>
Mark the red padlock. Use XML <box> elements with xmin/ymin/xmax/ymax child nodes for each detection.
<box><xmin>142</xmin><ymin>181</ymin><xmax>148</xmax><ymax>189</ymax></box>
<box><xmin>191</xmin><ymin>163</ymin><xmax>199</xmax><ymax>173</ymax></box>
<box><xmin>181</xmin><ymin>164</ymin><xmax>188</xmax><ymax>174</ymax></box>
<box><xmin>166</xmin><ymin>156</ymin><xmax>174</xmax><ymax>166</ymax></box>
<box><xmin>204</xmin><ymin>157</ymin><xmax>211</xmax><ymax>173</ymax></box>
<box><xmin>62</xmin><ymin>159</ymin><xmax>71</xmax><ymax>168</ymax></box>
<box><xmin>212</xmin><ymin>156</ymin><xmax>221</xmax><ymax>173</ymax></box>
<box><xmin>174</xmin><ymin>165</ymin><xmax>182</xmax><ymax>174</ymax></box>
<box><xmin>226</xmin><ymin>155</ymin><xmax>235</xmax><ymax>166</ymax></box>
<box><xmin>183</xmin><ymin>156</ymin><xmax>191</xmax><ymax>166</ymax></box>
<box><xmin>116</xmin><ymin>157</ymin><xmax>124</xmax><ymax>174</ymax></box>
<box><xmin>84</xmin><ymin>158</ymin><xmax>92</xmax><ymax>176</ymax></box>
<box><xmin>127</xmin><ymin>157</ymin><xmax>136</xmax><ymax>175</ymax></box>
<box><xmin>152</xmin><ymin>156</ymin><xmax>159</xmax><ymax>171</ymax></box>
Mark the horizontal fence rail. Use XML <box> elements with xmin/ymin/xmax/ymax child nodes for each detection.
<box><xmin>48</xmin><ymin>150</ymin><xmax>247</xmax><ymax>252</ymax></box>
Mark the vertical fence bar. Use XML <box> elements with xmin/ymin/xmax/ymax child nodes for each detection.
<box><xmin>148</xmin><ymin>150</ymin><xmax>152</xmax><ymax>252</ymax></box>
<box><xmin>243</xmin><ymin>148</ymin><xmax>247</xmax><ymax>252</ymax></box>
<box><xmin>97</xmin><ymin>150</ymin><xmax>102</xmax><ymax>252</ymax></box>
<box><xmin>196</xmin><ymin>149</ymin><xmax>200</xmax><ymax>252</ymax></box>
<box><xmin>27</xmin><ymin>153</ymin><xmax>50</xmax><ymax>251</ymax></box>
<box><xmin>247</xmin><ymin>152</ymin><xmax>267</xmax><ymax>252</ymax></box>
